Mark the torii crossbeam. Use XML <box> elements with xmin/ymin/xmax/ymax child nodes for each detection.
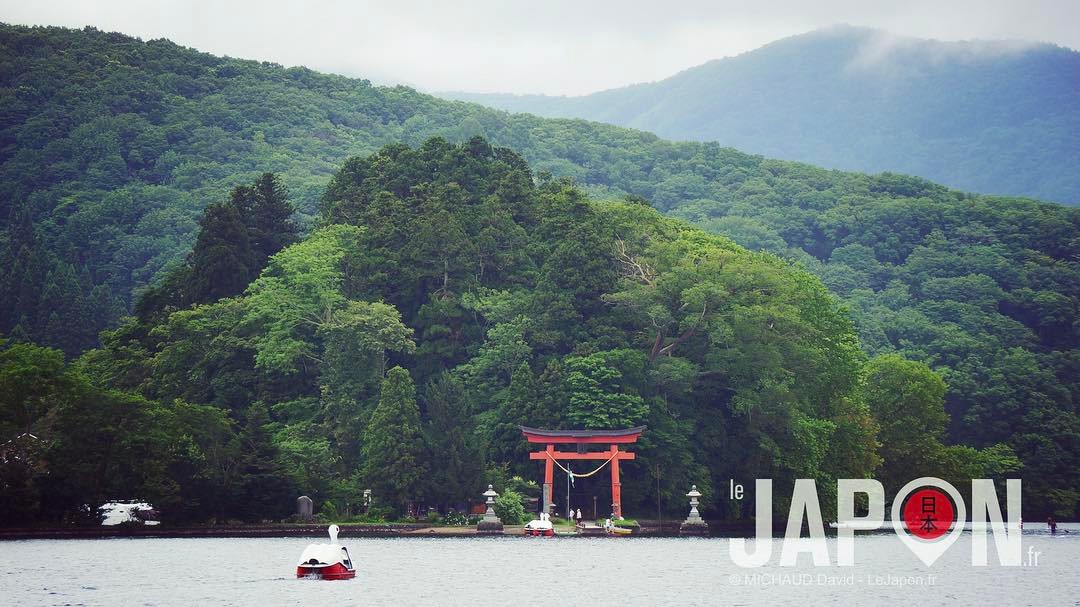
<box><xmin>520</xmin><ymin>426</ymin><xmax>645</xmax><ymax>519</ymax></box>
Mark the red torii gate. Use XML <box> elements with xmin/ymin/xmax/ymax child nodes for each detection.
<box><xmin>521</xmin><ymin>426</ymin><xmax>645</xmax><ymax>519</ymax></box>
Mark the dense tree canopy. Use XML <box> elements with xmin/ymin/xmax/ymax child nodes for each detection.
<box><xmin>2</xmin><ymin>139</ymin><xmax>935</xmax><ymax>523</ymax></box>
<box><xmin>0</xmin><ymin>339</ymin><xmax>285</xmax><ymax>524</ymax></box>
<box><xmin>861</xmin><ymin>354</ymin><xmax>1021</xmax><ymax>497</ymax></box>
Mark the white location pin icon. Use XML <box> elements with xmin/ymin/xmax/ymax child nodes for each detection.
<box><xmin>891</xmin><ymin>477</ymin><xmax>966</xmax><ymax>566</ymax></box>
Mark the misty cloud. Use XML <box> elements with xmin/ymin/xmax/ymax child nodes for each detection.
<box><xmin>848</xmin><ymin>28</ymin><xmax>1046</xmax><ymax>72</ymax></box>
<box><xmin>0</xmin><ymin>0</ymin><xmax>1076</xmax><ymax>95</ymax></box>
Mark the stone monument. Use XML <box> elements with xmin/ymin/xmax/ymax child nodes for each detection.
<box><xmin>476</xmin><ymin>484</ymin><xmax>504</xmax><ymax>534</ymax></box>
<box><xmin>297</xmin><ymin>495</ymin><xmax>314</xmax><ymax>522</ymax></box>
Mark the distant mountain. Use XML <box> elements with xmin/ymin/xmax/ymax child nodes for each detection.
<box><xmin>444</xmin><ymin>26</ymin><xmax>1080</xmax><ymax>204</ymax></box>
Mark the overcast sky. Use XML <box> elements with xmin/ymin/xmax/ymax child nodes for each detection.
<box><xmin>2</xmin><ymin>1</ymin><xmax>1077</xmax><ymax>95</ymax></box>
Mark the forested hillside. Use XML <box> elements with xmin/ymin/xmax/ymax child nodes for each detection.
<box><xmin>0</xmin><ymin>24</ymin><xmax>1077</xmax><ymax>518</ymax></box>
<box><xmin>447</xmin><ymin>26</ymin><xmax>1080</xmax><ymax>204</ymax></box>
<box><xmin>0</xmin><ymin>139</ymin><xmax>1021</xmax><ymax>524</ymax></box>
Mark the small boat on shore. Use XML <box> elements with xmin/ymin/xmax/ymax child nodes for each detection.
<box><xmin>602</xmin><ymin>518</ymin><xmax>633</xmax><ymax>536</ymax></box>
<box><xmin>296</xmin><ymin>524</ymin><xmax>356</xmax><ymax>580</ymax></box>
<box><xmin>523</xmin><ymin>514</ymin><xmax>555</xmax><ymax>537</ymax></box>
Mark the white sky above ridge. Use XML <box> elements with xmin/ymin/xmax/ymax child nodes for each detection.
<box><xmin>1</xmin><ymin>0</ymin><xmax>1076</xmax><ymax>96</ymax></box>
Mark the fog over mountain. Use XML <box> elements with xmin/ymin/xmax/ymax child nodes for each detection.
<box><xmin>444</xmin><ymin>26</ymin><xmax>1080</xmax><ymax>204</ymax></box>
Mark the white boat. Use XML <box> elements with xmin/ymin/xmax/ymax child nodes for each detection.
<box><xmin>524</xmin><ymin>514</ymin><xmax>555</xmax><ymax>537</ymax></box>
<box><xmin>101</xmin><ymin>501</ymin><xmax>160</xmax><ymax>526</ymax></box>
<box><xmin>296</xmin><ymin>524</ymin><xmax>356</xmax><ymax>580</ymax></box>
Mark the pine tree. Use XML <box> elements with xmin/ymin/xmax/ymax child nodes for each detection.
<box><xmin>36</xmin><ymin>263</ymin><xmax>93</xmax><ymax>356</ymax></box>
<box><xmin>232</xmin><ymin>403</ymin><xmax>295</xmax><ymax>522</ymax></box>
<box><xmin>489</xmin><ymin>362</ymin><xmax>546</xmax><ymax>473</ymax></box>
<box><xmin>360</xmin><ymin>367</ymin><xmax>428</xmax><ymax>514</ymax></box>
<box><xmin>88</xmin><ymin>284</ymin><xmax>124</xmax><ymax>335</ymax></box>
<box><xmin>422</xmin><ymin>373</ymin><xmax>482</xmax><ymax>508</ymax></box>
<box><xmin>8</xmin><ymin>316</ymin><xmax>31</xmax><ymax>343</ymax></box>
<box><xmin>10</xmin><ymin>245</ymin><xmax>48</xmax><ymax>339</ymax></box>
<box><xmin>1</xmin><ymin>205</ymin><xmax>37</xmax><ymax>333</ymax></box>
<box><xmin>185</xmin><ymin>202</ymin><xmax>253</xmax><ymax>306</ymax></box>
<box><xmin>246</xmin><ymin>172</ymin><xmax>297</xmax><ymax>263</ymax></box>
<box><xmin>135</xmin><ymin>173</ymin><xmax>295</xmax><ymax>320</ymax></box>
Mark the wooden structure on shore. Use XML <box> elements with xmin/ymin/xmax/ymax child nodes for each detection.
<box><xmin>520</xmin><ymin>426</ymin><xmax>644</xmax><ymax>519</ymax></box>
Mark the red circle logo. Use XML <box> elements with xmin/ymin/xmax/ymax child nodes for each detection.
<box><xmin>901</xmin><ymin>487</ymin><xmax>955</xmax><ymax>540</ymax></box>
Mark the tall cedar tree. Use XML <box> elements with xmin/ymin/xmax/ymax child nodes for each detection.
<box><xmin>232</xmin><ymin>403</ymin><xmax>296</xmax><ymax>522</ymax></box>
<box><xmin>245</xmin><ymin>173</ymin><xmax>297</xmax><ymax>263</ymax></box>
<box><xmin>489</xmin><ymin>362</ymin><xmax>559</xmax><ymax>476</ymax></box>
<box><xmin>186</xmin><ymin>202</ymin><xmax>254</xmax><ymax>305</ymax></box>
<box><xmin>361</xmin><ymin>367</ymin><xmax>428</xmax><ymax>514</ymax></box>
<box><xmin>422</xmin><ymin>373</ymin><xmax>483</xmax><ymax>508</ymax></box>
<box><xmin>136</xmin><ymin>173</ymin><xmax>297</xmax><ymax>320</ymax></box>
<box><xmin>37</xmin><ymin>263</ymin><xmax>95</xmax><ymax>356</ymax></box>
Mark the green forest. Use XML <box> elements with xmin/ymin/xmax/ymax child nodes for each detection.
<box><xmin>0</xmin><ymin>24</ymin><xmax>1077</xmax><ymax>523</ymax></box>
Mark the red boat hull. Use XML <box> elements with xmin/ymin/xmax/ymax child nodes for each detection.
<box><xmin>296</xmin><ymin>563</ymin><xmax>356</xmax><ymax>580</ymax></box>
<box><xmin>524</xmin><ymin>528</ymin><xmax>555</xmax><ymax>537</ymax></box>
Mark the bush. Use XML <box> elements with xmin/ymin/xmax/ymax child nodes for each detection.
<box><xmin>320</xmin><ymin>500</ymin><xmax>339</xmax><ymax>519</ymax></box>
<box><xmin>505</xmin><ymin>476</ymin><xmax>540</xmax><ymax>498</ymax></box>
<box><xmin>313</xmin><ymin>503</ymin><xmax>393</xmax><ymax>524</ymax></box>
<box><xmin>364</xmin><ymin>506</ymin><xmax>393</xmax><ymax>522</ymax></box>
<box><xmin>493</xmin><ymin>489</ymin><xmax>527</xmax><ymax>525</ymax></box>
<box><xmin>440</xmin><ymin>511</ymin><xmax>471</xmax><ymax>526</ymax></box>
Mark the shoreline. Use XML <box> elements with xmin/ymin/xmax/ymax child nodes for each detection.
<box><xmin>0</xmin><ymin>520</ymin><xmax>765</xmax><ymax>540</ymax></box>
<box><xmin>3</xmin><ymin>520</ymin><xmax>1064</xmax><ymax>540</ymax></box>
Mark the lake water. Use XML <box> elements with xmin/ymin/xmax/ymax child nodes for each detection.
<box><xmin>2</xmin><ymin>527</ymin><xmax>1078</xmax><ymax>606</ymax></box>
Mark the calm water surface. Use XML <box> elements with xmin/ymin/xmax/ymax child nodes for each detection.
<box><xmin>1</xmin><ymin>527</ymin><xmax>1078</xmax><ymax>606</ymax></box>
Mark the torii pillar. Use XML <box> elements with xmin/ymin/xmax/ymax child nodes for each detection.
<box><xmin>521</xmin><ymin>426</ymin><xmax>645</xmax><ymax>519</ymax></box>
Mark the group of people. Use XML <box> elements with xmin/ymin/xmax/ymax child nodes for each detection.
<box><xmin>534</xmin><ymin>508</ymin><xmax>620</xmax><ymax>532</ymax></box>
<box><xmin>560</xmin><ymin>507</ymin><xmax>623</xmax><ymax>528</ymax></box>
<box><xmin>563</xmin><ymin>508</ymin><xmax>583</xmax><ymax>526</ymax></box>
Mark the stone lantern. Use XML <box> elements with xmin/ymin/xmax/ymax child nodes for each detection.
<box><xmin>680</xmin><ymin>484</ymin><xmax>708</xmax><ymax>535</ymax></box>
<box><xmin>477</xmin><ymin>484</ymin><xmax>504</xmax><ymax>534</ymax></box>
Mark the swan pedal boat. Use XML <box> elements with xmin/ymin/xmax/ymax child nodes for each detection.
<box><xmin>296</xmin><ymin>524</ymin><xmax>357</xmax><ymax>580</ymax></box>
<box><xmin>523</xmin><ymin>517</ymin><xmax>555</xmax><ymax>537</ymax></box>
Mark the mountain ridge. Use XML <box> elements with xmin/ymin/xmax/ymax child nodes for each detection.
<box><xmin>442</xmin><ymin>25</ymin><xmax>1080</xmax><ymax>204</ymax></box>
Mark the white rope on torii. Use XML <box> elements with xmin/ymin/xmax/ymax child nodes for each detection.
<box><xmin>544</xmin><ymin>449</ymin><xmax>622</xmax><ymax>480</ymax></box>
